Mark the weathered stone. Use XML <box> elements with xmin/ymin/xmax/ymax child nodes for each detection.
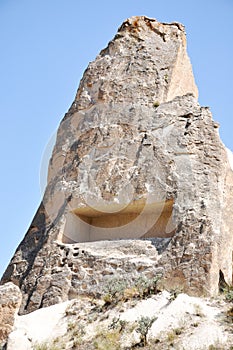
<box><xmin>1</xmin><ymin>16</ymin><xmax>233</xmax><ymax>317</ymax></box>
<box><xmin>5</xmin><ymin>292</ymin><xmax>233</xmax><ymax>349</ymax></box>
<box><xmin>6</xmin><ymin>301</ymin><xmax>70</xmax><ymax>350</ymax></box>
<box><xmin>0</xmin><ymin>283</ymin><xmax>22</xmax><ymax>346</ymax></box>
<box><xmin>65</xmin><ymin>16</ymin><xmax>198</xmax><ymax>114</ymax></box>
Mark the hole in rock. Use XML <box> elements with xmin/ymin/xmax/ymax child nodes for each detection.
<box><xmin>62</xmin><ymin>198</ymin><xmax>176</xmax><ymax>243</ymax></box>
<box><xmin>219</xmin><ymin>270</ymin><xmax>228</xmax><ymax>292</ymax></box>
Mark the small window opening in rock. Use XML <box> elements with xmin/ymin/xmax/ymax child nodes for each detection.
<box><xmin>62</xmin><ymin>198</ymin><xmax>176</xmax><ymax>243</ymax></box>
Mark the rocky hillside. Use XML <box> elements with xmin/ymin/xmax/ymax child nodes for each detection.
<box><xmin>2</xmin><ymin>280</ymin><xmax>233</xmax><ymax>349</ymax></box>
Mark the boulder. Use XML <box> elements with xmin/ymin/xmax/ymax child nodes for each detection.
<box><xmin>0</xmin><ymin>283</ymin><xmax>22</xmax><ymax>345</ymax></box>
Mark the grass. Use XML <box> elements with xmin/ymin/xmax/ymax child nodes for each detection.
<box><xmin>166</xmin><ymin>330</ymin><xmax>176</xmax><ymax>343</ymax></box>
<box><xmin>93</xmin><ymin>329</ymin><xmax>121</xmax><ymax>350</ymax></box>
<box><xmin>208</xmin><ymin>344</ymin><xmax>233</xmax><ymax>350</ymax></box>
<box><xmin>33</xmin><ymin>343</ymin><xmax>62</xmax><ymax>350</ymax></box>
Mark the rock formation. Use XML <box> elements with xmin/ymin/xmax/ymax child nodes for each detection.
<box><xmin>0</xmin><ymin>283</ymin><xmax>22</xmax><ymax>346</ymax></box>
<box><xmin>1</xmin><ymin>16</ymin><xmax>233</xmax><ymax>318</ymax></box>
<box><xmin>5</xmin><ymin>291</ymin><xmax>233</xmax><ymax>350</ymax></box>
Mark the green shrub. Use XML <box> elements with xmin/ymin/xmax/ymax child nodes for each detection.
<box><xmin>134</xmin><ymin>275</ymin><xmax>161</xmax><ymax>298</ymax></box>
<box><xmin>103</xmin><ymin>277</ymin><xmax>128</xmax><ymax>303</ymax></box>
<box><xmin>109</xmin><ymin>317</ymin><xmax>127</xmax><ymax>332</ymax></box>
<box><xmin>224</xmin><ymin>287</ymin><xmax>233</xmax><ymax>302</ymax></box>
<box><xmin>136</xmin><ymin>316</ymin><xmax>157</xmax><ymax>346</ymax></box>
<box><xmin>102</xmin><ymin>274</ymin><xmax>162</xmax><ymax>305</ymax></box>
<box><xmin>168</xmin><ymin>287</ymin><xmax>182</xmax><ymax>302</ymax></box>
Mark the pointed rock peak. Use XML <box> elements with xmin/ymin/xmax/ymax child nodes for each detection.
<box><xmin>117</xmin><ymin>16</ymin><xmax>185</xmax><ymax>36</ymax></box>
<box><xmin>73</xmin><ymin>16</ymin><xmax>198</xmax><ymax>112</ymax></box>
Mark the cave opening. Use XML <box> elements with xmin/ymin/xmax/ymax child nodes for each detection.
<box><xmin>62</xmin><ymin>198</ymin><xmax>176</xmax><ymax>244</ymax></box>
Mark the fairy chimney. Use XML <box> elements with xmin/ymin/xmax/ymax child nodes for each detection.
<box><xmin>1</xmin><ymin>16</ymin><xmax>233</xmax><ymax>315</ymax></box>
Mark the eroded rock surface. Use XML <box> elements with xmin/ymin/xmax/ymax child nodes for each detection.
<box><xmin>0</xmin><ymin>283</ymin><xmax>22</xmax><ymax>346</ymax></box>
<box><xmin>5</xmin><ymin>291</ymin><xmax>233</xmax><ymax>350</ymax></box>
<box><xmin>66</xmin><ymin>16</ymin><xmax>198</xmax><ymax>115</ymax></box>
<box><xmin>1</xmin><ymin>16</ymin><xmax>233</xmax><ymax>316</ymax></box>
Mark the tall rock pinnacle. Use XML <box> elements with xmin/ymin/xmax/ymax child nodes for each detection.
<box><xmin>69</xmin><ymin>16</ymin><xmax>198</xmax><ymax>112</ymax></box>
<box><xmin>1</xmin><ymin>16</ymin><xmax>232</xmax><ymax>316</ymax></box>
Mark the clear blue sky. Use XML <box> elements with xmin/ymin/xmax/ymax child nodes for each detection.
<box><xmin>0</xmin><ymin>0</ymin><xmax>232</xmax><ymax>277</ymax></box>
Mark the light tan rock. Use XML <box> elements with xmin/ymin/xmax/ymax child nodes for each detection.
<box><xmin>67</xmin><ymin>16</ymin><xmax>198</xmax><ymax>115</ymax></box>
<box><xmin>6</xmin><ymin>301</ymin><xmax>70</xmax><ymax>350</ymax></box>
<box><xmin>7</xmin><ymin>330</ymin><xmax>32</xmax><ymax>350</ymax></box>
<box><xmin>1</xmin><ymin>16</ymin><xmax>233</xmax><ymax>316</ymax></box>
<box><xmin>0</xmin><ymin>283</ymin><xmax>22</xmax><ymax>346</ymax></box>
<box><xmin>6</xmin><ymin>292</ymin><xmax>232</xmax><ymax>349</ymax></box>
